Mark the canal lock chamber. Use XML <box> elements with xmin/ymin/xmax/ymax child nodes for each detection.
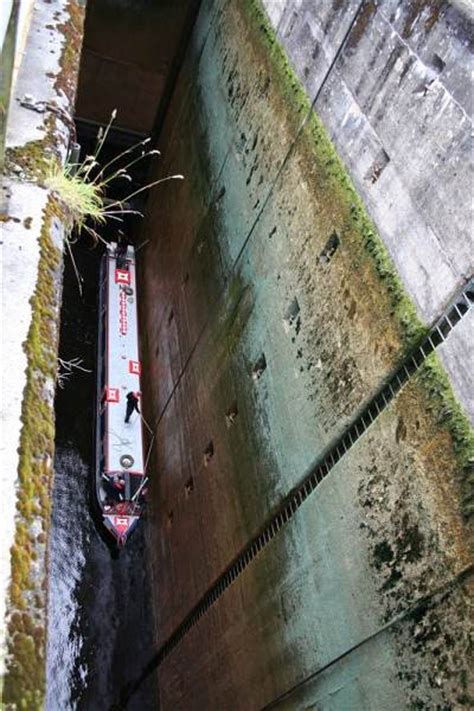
<box><xmin>4</xmin><ymin>0</ymin><xmax>473</xmax><ymax>709</ymax></box>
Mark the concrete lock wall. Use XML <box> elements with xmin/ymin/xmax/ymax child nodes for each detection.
<box><xmin>139</xmin><ymin>1</ymin><xmax>473</xmax><ymax>709</ymax></box>
<box><xmin>1</xmin><ymin>1</ymin><xmax>85</xmax><ymax>706</ymax></box>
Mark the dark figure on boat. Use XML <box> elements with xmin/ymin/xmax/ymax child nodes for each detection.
<box><xmin>125</xmin><ymin>391</ymin><xmax>140</xmax><ymax>423</ymax></box>
<box><xmin>103</xmin><ymin>473</ymin><xmax>125</xmax><ymax>501</ymax></box>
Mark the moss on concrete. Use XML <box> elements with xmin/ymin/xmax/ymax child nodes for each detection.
<box><xmin>2</xmin><ymin>6</ymin><xmax>84</xmax><ymax>704</ymax></box>
<box><xmin>238</xmin><ymin>0</ymin><xmax>474</xmax><ymax>510</ymax></box>
<box><xmin>215</xmin><ymin>271</ymin><xmax>254</xmax><ymax>367</ymax></box>
<box><xmin>241</xmin><ymin>0</ymin><xmax>473</xmax><ymax>493</ymax></box>
<box><xmin>4</xmin><ymin>0</ymin><xmax>84</xmax><ymax>184</ymax></box>
<box><xmin>2</xmin><ymin>196</ymin><xmax>64</xmax><ymax>710</ymax></box>
<box><xmin>5</xmin><ymin>132</ymin><xmax>59</xmax><ymax>183</ymax></box>
<box><xmin>417</xmin><ymin>354</ymin><xmax>474</xmax><ymax>518</ymax></box>
<box><xmin>56</xmin><ymin>1</ymin><xmax>85</xmax><ymax>102</ymax></box>
<box><xmin>240</xmin><ymin>0</ymin><xmax>425</xmax><ymax>351</ymax></box>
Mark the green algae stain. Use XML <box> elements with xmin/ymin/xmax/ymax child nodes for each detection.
<box><xmin>215</xmin><ymin>271</ymin><xmax>255</xmax><ymax>363</ymax></box>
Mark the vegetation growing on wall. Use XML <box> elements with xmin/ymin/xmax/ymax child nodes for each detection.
<box><xmin>242</xmin><ymin>0</ymin><xmax>425</xmax><ymax>352</ymax></box>
<box><xmin>418</xmin><ymin>355</ymin><xmax>474</xmax><ymax>518</ymax></box>
<box><xmin>2</xmin><ymin>1</ymin><xmax>85</xmax><ymax>707</ymax></box>
<box><xmin>241</xmin><ymin>0</ymin><xmax>473</xmax><ymax>507</ymax></box>
<box><xmin>2</xmin><ymin>197</ymin><xmax>64</xmax><ymax>710</ymax></box>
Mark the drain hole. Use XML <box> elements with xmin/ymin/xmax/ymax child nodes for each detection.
<box><xmin>283</xmin><ymin>298</ymin><xmax>302</xmax><ymax>336</ymax></box>
<box><xmin>215</xmin><ymin>185</ymin><xmax>226</xmax><ymax>203</ymax></box>
<box><xmin>203</xmin><ymin>441</ymin><xmax>214</xmax><ymax>466</ymax></box>
<box><xmin>252</xmin><ymin>353</ymin><xmax>267</xmax><ymax>381</ymax></box>
<box><xmin>283</xmin><ymin>297</ymin><xmax>300</xmax><ymax>327</ymax></box>
<box><xmin>225</xmin><ymin>401</ymin><xmax>238</xmax><ymax>428</ymax></box>
<box><xmin>319</xmin><ymin>232</ymin><xmax>340</xmax><ymax>265</ymax></box>
<box><xmin>185</xmin><ymin>477</ymin><xmax>194</xmax><ymax>496</ymax></box>
<box><xmin>431</xmin><ymin>53</ymin><xmax>446</xmax><ymax>74</ymax></box>
<box><xmin>365</xmin><ymin>149</ymin><xmax>390</xmax><ymax>184</ymax></box>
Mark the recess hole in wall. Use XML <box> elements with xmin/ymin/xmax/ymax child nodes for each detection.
<box><xmin>166</xmin><ymin>510</ymin><xmax>174</xmax><ymax>529</ymax></box>
<box><xmin>215</xmin><ymin>185</ymin><xmax>226</xmax><ymax>203</ymax></box>
<box><xmin>225</xmin><ymin>401</ymin><xmax>238</xmax><ymax>428</ymax></box>
<box><xmin>252</xmin><ymin>353</ymin><xmax>267</xmax><ymax>381</ymax></box>
<box><xmin>155</xmin><ymin>344</ymin><xmax>160</xmax><ymax>357</ymax></box>
<box><xmin>283</xmin><ymin>297</ymin><xmax>300</xmax><ymax>332</ymax></box>
<box><xmin>182</xmin><ymin>272</ymin><xmax>189</xmax><ymax>287</ymax></box>
<box><xmin>286</xmin><ymin>10</ymin><xmax>298</xmax><ymax>36</ymax></box>
<box><xmin>185</xmin><ymin>477</ymin><xmax>194</xmax><ymax>496</ymax></box>
<box><xmin>431</xmin><ymin>53</ymin><xmax>446</xmax><ymax>73</ymax></box>
<box><xmin>168</xmin><ymin>309</ymin><xmax>174</xmax><ymax>325</ymax></box>
<box><xmin>319</xmin><ymin>232</ymin><xmax>340</xmax><ymax>266</ymax></box>
<box><xmin>203</xmin><ymin>441</ymin><xmax>214</xmax><ymax>466</ymax></box>
<box><xmin>365</xmin><ymin>148</ymin><xmax>390</xmax><ymax>184</ymax></box>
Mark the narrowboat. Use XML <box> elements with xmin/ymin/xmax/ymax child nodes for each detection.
<box><xmin>95</xmin><ymin>241</ymin><xmax>147</xmax><ymax>546</ymax></box>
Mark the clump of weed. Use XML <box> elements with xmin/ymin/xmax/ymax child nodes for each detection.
<box><xmin>45</xmin><ymin>109</ymin><xmax>183</xmax><ymax>291</ymax></box>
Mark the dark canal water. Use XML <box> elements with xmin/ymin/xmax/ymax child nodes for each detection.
<box><xmin>46</xmin><ymin>241</ymin><xmax>157</xmax><ymax>710</ymax></box>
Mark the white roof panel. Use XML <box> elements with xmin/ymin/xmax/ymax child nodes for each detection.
<box><xmin>104</xmin><ymin>246</ymin><xmax>144</xmax><ymax>474</ymax></box>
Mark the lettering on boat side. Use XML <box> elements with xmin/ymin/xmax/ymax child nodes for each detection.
<box><xmin>119</xmin><ymin>288</ymin><xmax>129</xmax><ymax>336</ymax></box>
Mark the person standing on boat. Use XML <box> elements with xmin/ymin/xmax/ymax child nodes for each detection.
<box><xmin>125</xmin><ymin>391</ymin><xmax>140</xmax><ymax>423</ymax></box>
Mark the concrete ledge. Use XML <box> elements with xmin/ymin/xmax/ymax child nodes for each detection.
<box><xmin>0</xmin><ymin>0</ymin><xmax>84</xmax><ymax>705</ymax></box>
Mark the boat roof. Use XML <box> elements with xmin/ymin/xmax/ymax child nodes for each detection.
<box><xmin>104</xmin><ymin>243</ymin><xmax>144</xmax><ymax>475</ymax></box>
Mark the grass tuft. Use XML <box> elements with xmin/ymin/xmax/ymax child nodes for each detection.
<box><xmin>46</xmin><ymin>164</ymin><xmax>106</xmax><ymax>233</ymax></box>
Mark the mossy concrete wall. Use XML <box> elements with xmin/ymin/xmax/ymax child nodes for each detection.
<box><xmin>1</xmin><ymin>1</ymin><xmax>84</xmax><ymax>707</ymax></box>
<box><xmin>139</xmin><ymin>1</ymin><xmax>473</xmax><ymax>708</ymax></box>
<box><xmin>265</xmin><ymin>0</ymin><xmax>474</xmax><ymax>422</ymax></box>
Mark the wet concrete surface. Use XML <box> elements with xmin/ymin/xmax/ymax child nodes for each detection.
<box><xmin>137</xmin><ymin>2</ymin><xmax>473</xmax><ymax>708</ymax></box>
<box><xmin>46</xmin><ymin>243</ymin><xmax>157</xmax><ymax>711</ymax></box>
